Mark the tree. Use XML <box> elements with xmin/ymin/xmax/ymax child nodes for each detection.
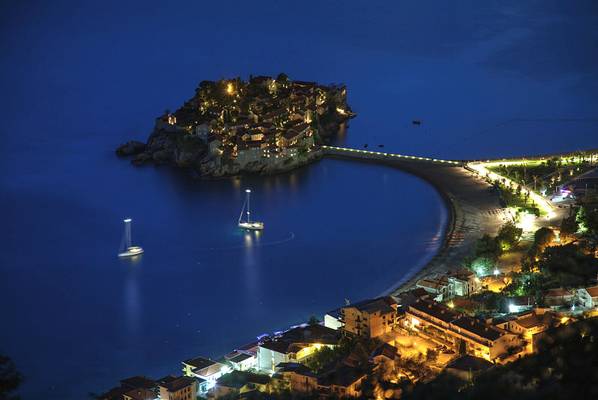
<box><xmin>425</xmin><ymin>349</ymin><xmax>438</xmax><ymax>364</ymax></box>
<box><xmin>474</xmin><ymin>234</ymin><xmax>502</xmax><ymax>260</ymax></box>
<box><xmin>537</xmin><ymin>243</ymin><xmax>598</xmax><ymax>288</ymax></box>
<box><xmin>469</xmin><ymin>256</ymin><xmax>495</xmax><ymax>277</ymax></box>
<box><xmin>576</xmin><ymin>205</ymin><xmax>598</xmax><ymax>236</ymax></box>
<box><xmin>276</xmin><ymin>73</ymin><xmax>289</xmax><ymax>83</ymax></box>
<box><xmin>307</xmin><ymin>315</ymin><xmax>320</xmax><ymax>325</ymax></box>
<box><xmin>496</xmin><ymin>222</ymin><xmax>522</xmax><ymax>250</ymax></box>
<box><xmin>532</xmin><ymin>227</ymin><xmax>556</xmax><ymax>253</ymax></box>
<box><xmin>560</xmin><ymin>215</ymin><xmax>578</xmax><ymax>242</ymax></box>
<box><xmin>0</xmin><ymin>355</ymin><xmax>22</xmax><ymax>400</ymax></box>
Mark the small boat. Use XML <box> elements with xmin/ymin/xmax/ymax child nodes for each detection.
<box><xmin>238</xmin><ymin>189</ymin><xmax>264</xmax><ymax>230</ymax></box>
<box><xmin>118</xmin><ymin>218</ymin><xmax>144</xmax><ymax>257</ymax></box>
<box><xmin>412</xmin><ymin>120</ymin><xmax>422</xmax><ymax>125</ymax></box>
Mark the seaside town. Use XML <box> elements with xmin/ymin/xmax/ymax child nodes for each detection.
<box><xmin>96</xmin><ymin>152</ymin><xmax>598</xmax><ymax>399</ymax></box>
<box><xmin>116</xmin><ymin>74</ymin><xmax>354</xmax><ymax>177</ymax></box>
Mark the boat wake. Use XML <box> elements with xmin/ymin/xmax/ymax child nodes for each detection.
<box><xmin>199</xmin><ymin>232</ymin><xmax>296</xmax><ymax>252</ymax></box>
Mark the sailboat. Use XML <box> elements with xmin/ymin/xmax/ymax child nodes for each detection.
<box><xmin>238</xmin><ymin>189</ymin><xmax>264</xmax><ymax>230</ymax></box>
<box><xmin>118</xmin><ymin>218</ymin><xmax>144</xmax><ymax>257</ymax></box>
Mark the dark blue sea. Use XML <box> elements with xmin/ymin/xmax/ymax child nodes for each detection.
<box><xmin>1</xmin><ymin>1</ymin><xmax>597</xmax><ymax>398</ymax></box>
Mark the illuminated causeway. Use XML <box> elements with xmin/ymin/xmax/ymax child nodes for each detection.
<box><xmin>321</xmin><ymin>145</ymin><xmax>461</xmax><ymax>165</ymax></box>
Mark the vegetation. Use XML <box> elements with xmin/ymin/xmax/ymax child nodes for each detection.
<box><xmin>576</xmin><ymin>205</ymin><xmax>598</xmax><ymax>237</ymax></box>
<box><xmin>466</xmin><ymin>222</ymin><xmax>522</xmax><ymax>276</ymax></box>
<box><xmin>496</xmin><ymin>221</ymin><xmax>523</xmax><ymax>251</ymax></box>
<box><xmin>304</xmin><ymin>336</ymin><xmax>379</xmax><ymax>374</ymax></box>
<box><xmin>488</xmin><ymin>156</ymin><xmax>596</xmax><ymax>195</ymax></box>
<box><xmin>526</xmin><ymin>227</ymin><xmax>556</xmax><ymax>261</ymax></box>
<box><xmin>0</xmin><ymin>355</ymin><xmax>21</xmax><ymax>400</ymax></box>
<box><xmin>469</xmin><ymin>291</ymin><xmax>506</xmax><ymax>313</ymax></box>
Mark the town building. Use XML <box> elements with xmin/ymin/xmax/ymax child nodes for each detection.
<box><xmin>447</xmin><ymin>269</ymin><xmax>481</xmax><ymax>297</ymax></box>
<box><xmin>544</xmin><ymin>288</ymin><xmax>574</xmax><ymax>307</ymax></box>
<box><xmin>341</xmin><ymin>296</ymin><xmax>399</xmax><ymax>338</ymax></box>
<box><xmin>158</xmin><ymin>376</ymin><xmax>197</xmax><ymax>400</ymax></box>
<box><xmin>256</xmin><ymin>325</ymin><xmax>339</xmax><ymax>372</ymax></box>
<box><xmin>226</xmin><ymin>351</ymin><xmax>256</xmax><ymax>371</ymax></box>
<box><xmin>273</xmin><ymin>363</ymin><xmax>318</xmax><ymax>394</ymax></box>
<box><xmin>416</xmin><ymin>269</ymin><xmax>481</xmax><ymax>301</ymax></box>
<box><xmin>496</xmin><ymin>310</ymin><xmax>558</xmax><ymax>353</ymax></box>
<box><xmin>99</xmin><ymin>376</ymin><xmax>157</xmax><ymax>400</ymax></box>
<box><xmin>123</xmin><ymin>388</ymin><xmax>155</xmax><ymax>400</ymax></box>
<box><xmin>405</xmin><ymin>298</ymin><xmax>520</xmax><ymax>362</ymax></box>
<box><xmin>317</xmin><ymin>365</ymin><xmax>367</xmax><ymax>398</ymax></box>
<box><xmin>369</xmin><ymin>343</ymin><xmax>399</xmax><ymax>364</ymax></box>
<box><xmin>323</xmin><ymin>308</ymin><xmax>344</xmax><ymax>330</ymax></box>
<box><xmin>576</xmin><ymin>285</ymin><xmax>598</xmax><ymax>308</ymax></box>
<box><xmin>507</xmin><ymin>296</ymin><xmax>535</xmax><ymax>313</ymax></box>
<box><xmin>211</xmin><ymin>370</ymin><xmax>271</xmax><ymax>398</ymax></box>
<box><xmin>181</xmin><ymin>356</ymin><xmax>229</xmax><ymax>394</ymax></box>
<box><xmin>415</xmin><ymin>276</ymin><xmax>449</xmax><ymax>301</ymax></box>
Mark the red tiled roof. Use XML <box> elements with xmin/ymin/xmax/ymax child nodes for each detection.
<box><xmin>585</xmin><ymin>286</ymin><xmax>598</xmax><ymax>297</ymax></box>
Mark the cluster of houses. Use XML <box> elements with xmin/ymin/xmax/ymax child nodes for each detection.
<box><xmin>99</xmin><ymin>324</ymin><xmax>367</xmax><ymax>400</ymax></box>
<box><xmin>99</xmin><ymin>264</ymin><xmax>598</xmax><ymax>400</ymax></box>
<box><xmin>156</xmin><ymin>75</ymin><xmax>351</xmax><ymax>168</ymax></box>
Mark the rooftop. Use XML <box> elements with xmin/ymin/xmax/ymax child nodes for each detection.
<box><xmin>585</xmin><ymin>286</ymin><xmax>598</xmax><ymax>297</ymax></box>
<box><xmin>217</xmin><ymin>370</ymin><xmax>270</xmax><ymax>389</ymax></box>
<box><xmin>545</xmin><ymin>288</ymin><xmax>573</xmax><ymax>297</ymax></box>
<box><xmin>346</xmin><ymin>296</ymin><xmax>397</xmax><ymax>315</ymax></box>
<box><xmin>120</xmin><ymin>376</ymin><xmax>156</xmax><ymax>390</ymax></box>
<box><xmin>275</xmin><ymin>362</ymin><xmax>316</xmax><ymax>377</ymax></box>
<box><xmin>229</xmin><ymin>352</ymin><xmax>253</xmax><ymax>364</ymax></box>
<box><xmin>259</xmin><ymin>325</ymin><xmax>339</xmax><ymax>354</ymax></box>
<box><xmin>452</xmin><ymin>316</ymin><xmax>503</xmax><ymax>342</ymax></box>
<box><xmin>183</xmin><ymin>356</ymin><xmax>217</xmax><ymax>370</ymax></box>
<box><xmin>370</xmin><ymin>343</ymin><xmax>398</xmax><ymax>360</ymax></box>
<box><xmin>159</xmin><ymin>376</ymin><xmax>196</xmax><ymax>392</ymax></box>
<box><xmin>514</xmin><ymin>311</ymin><xmax>553</xmax><ymax>329</ymax></box>
<box><xmin>123</xmin><ymin>388</ymin><xmax>155</xmax><ymax>400</ymax></box>
<box><xmin>416</xmin><ymin>277</ymin><xmax>449</xmax><ymax>291</ymax></box>
<box><xmin>318</xmin><ymin>365</ymin><xmax>366</xmax><ymax>388</ymax></box>
<box><xmin>409</xmin><ymin>298</ymin><xmax>461</xmax><ymax>323</ymax></box>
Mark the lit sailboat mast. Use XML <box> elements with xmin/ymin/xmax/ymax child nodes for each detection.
<box><xmin>237</xmin><ymin>188</ymin><xmax>264</xmax><ymax>230</ymax></box>
<box><xmin>118</xmin><ymin>217</ymin><xmax>144</xmax><ymax>258</ymax></box>
<box><xmin>124</xmin><ymin>218</ymin><xmax>132</xmax><ymax>249</ymax></box>
<box><xmin>246</xmin><ymin>189</ymin><xmax>251</xmax><ymax>223</ymax></box>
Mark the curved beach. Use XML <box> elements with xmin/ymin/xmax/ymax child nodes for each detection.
<box><xmin>323</xmin><ymin>152</ymin><xmax>504</xmax><ymax>295</ymax></box>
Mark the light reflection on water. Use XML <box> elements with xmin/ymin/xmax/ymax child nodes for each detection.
<box><xmin>124</xmin><ymin>267</ymin><xmax>140</xmax><ymax>335</ymax></box>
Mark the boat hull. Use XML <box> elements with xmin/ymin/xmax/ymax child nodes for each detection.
<box><xmin>238</xmin><ymin>222</ymin><xmax>264</xmax><ymax>230</ymax></box>
<box><xmin>118</xmin><ymin>246</ymin><xmax>144</xmax><ymax>258</ymax></box>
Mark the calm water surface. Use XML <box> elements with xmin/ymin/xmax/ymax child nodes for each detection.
<box><xmin>1</xmin><ymin>1</ymin><xmax>597</xmax><ymax>399</ymax></box>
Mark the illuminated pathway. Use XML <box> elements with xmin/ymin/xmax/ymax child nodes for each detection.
<box><xmin>321</xmin><ymin>145</ymin><xmax>461</xmax><ymax>165</ymax></box>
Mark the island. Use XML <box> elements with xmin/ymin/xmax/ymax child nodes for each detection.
<box><xmin>116</xmin><ymin>73</ymin><xmax>355</xmax><ymax>177</ymax></box>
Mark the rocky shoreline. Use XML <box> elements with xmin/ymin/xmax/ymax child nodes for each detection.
<box><xmin>115</xmin><ymin>129</ymin><xmax>337</xmax><ymax>179</ymax></box>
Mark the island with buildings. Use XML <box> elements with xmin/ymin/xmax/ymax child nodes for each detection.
<box><xmin>116</xmin><ymin>74</ymin><xmax>354</xmax><ymax>177</ymax></box>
